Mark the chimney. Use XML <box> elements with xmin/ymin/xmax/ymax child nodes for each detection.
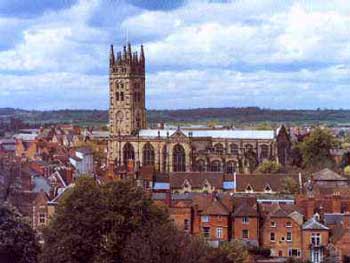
<box><xmin>306</xmin><ymin>196</ymin><xmax>316</xmax><ymax>219</ymax></box>
<box><xmin>332</xmin><ymin>192</ymin><xmax>342</xmax><ymax>213</ymax></box>
<box><xmin>298</xmin><ymin>172</ymin><xmax>303</xmax><ymax>193</ymax></box>
<box><xmin>233</xmin><ymin>172</ymin><xmax>237</xmax><ymax>193</ymax></box>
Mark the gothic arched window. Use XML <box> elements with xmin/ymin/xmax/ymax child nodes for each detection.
<box><xmin>245</xmin><ymin>144</ymin><xmax>254</xmax><ymax>152</ymax></box>
<box><xmin>260</xmin><ymin>144</ymin><xmax>269</xmax><ymax>160</ymax></box>
<box><xmin>230</xmin><ymin>144</ymin><xmax>239</xmax><ymax>155</ymax></box>
<box><xmin>123</xmin><ymin>143</ymin><xmax>135</xmax><ymax>165</ymax></box>
<box><xmin>196</xmin><ymin>159</ymin><xmax>206</xmax><ymax>172</ymax></box>
<box><xmin>143</xmin><ymin>143</ymin><xmax>155</xmax><ymax>166</ymax></box>
<box><xmin>226</xmin><ymin>161</ymin><xmax>236</xmax><ymax>174</ymax></box>
<box><xmin>173</xmin><ymin>144</ymin><xmax>186</xmax><ymax>172</ymax></box>
<box><xmin>214</xmin><ymin>143</ymin><xmax>224</xmax><ymax>154</ymax></box>
<box><xmin>210</xmin><ymin>160</ymin><xmax>222</xmax><ymax>172</ymax></box>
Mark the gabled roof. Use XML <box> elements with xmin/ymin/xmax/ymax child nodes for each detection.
<box><xmin>169</xmin><ymin>172</ymin><xmax>224</xmax><ymax>189</ymax></box>
<box><xmin>201</xmin><ymin>197</ymin><xmax>230</xmax><ymax>216</ymax></box>
<box><xmin>303</xmin><ymin>217</ymin><xmax>329</xmax><ymax>230</ymax></box>
<box><xmin>233</xmin><ymin>203</ymin><xmax>258</xmax><ymax>217</ymax></box>
<box><xmin>313</xmin><ymin>168</ymin><xmax>347</xmax><ymax>181</ymax></box>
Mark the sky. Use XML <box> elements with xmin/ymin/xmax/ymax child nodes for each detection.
<box><xmin>0</xmin><ymin>0</ymin><xmax>349</xmax><ymax>110</ymax></box>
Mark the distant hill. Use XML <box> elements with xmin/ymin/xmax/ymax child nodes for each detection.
<box><xmin>1</xmin><ymin>107</ymin><xmax>350</xmax><ymax>126</ymax></box>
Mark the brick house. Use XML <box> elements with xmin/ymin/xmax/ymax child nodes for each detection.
<box><xmin>260</xmin><ymin>204</ymin><xmax>304</xmax><ymax>258</ymax></box>
<box><xmin>232</xmin><ymin>199</ymin><xmax>259</xmax><ymax>246</ymax></box>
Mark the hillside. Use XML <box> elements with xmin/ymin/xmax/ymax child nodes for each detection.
<box><xmin>1</xmin><ymin>107</ymin><xmax>350</xmax><ymax>126</ymax></box>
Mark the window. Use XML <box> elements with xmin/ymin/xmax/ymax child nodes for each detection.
<box><xmin>230</xmin><ymin>144</ymin><xmax>239</xmax><ymax>155</ymax></box>
<box><xmin>260</xmin><ymin>144</ymin><xmax>269</xmax><ymax>159</ymax></box>
<box><xmin>270</xmin><ymin>232</ymin><xmax>276</xmax><ymax>242</ymax></box>
<box><xmin>287</xmin><ymin>232</ymin><xmax>292</xmax><ymax>242</ymax></box>
<box><xmin>39</xmin><ymin>213</ymin><xmax>46</xmax><ymax>224</ymax></box>
<box><xmin>123</xmin><ymin>143</ymin><xmax>135</xmax><ymax>165</ymax></box>
<box><xmin>173</xmin><ymin>144</ymin><xmax>186</xmax><ymax>172</ymax></box>
<box><xmin>242</xmin><ymin>229</ymin><xmax>249</xmax><ymax>239</ymax></box>
<box><xmin>214</xmin><ymin>143</ymin><xmax>224</xmax><ymax>154</ymax></box>
<box><xmin>264</xmin><ymin>184</ymin><xmax>272</xmax><ymax>192</ymax></box>
<box><xmin>311</xmin><ymin>233</ymin><xmax>321</xmax><ymax>246</ymax></box>
<box><xmin>245</xmin><ymin>144</ymin><xmax>254</xmax><ymax>152</ymax></box>
<box><xmin>184</xmin><ymin>219</ymin><xmax>190</xmax><ymax>232</ymax></box>
<box><xmin>216</xmin><ymin>227</ymin><xmax>223</xmax><ymax>239</ymax></box>
<box><xmin>288</xmin><ymin>249</ymin><xmax>301</xmax><ymax>257</ymax></box>
<box><xmin>201</xmin><ymin>216</ymin><xmax>209</xmax><ymax>223</ymax></box>
<box><xmin>116</xmin><ymin>92</ymin><xmax>119</xmax><ymax>101</ymax></box>
<box><xmin>142</xmin><ymin>143</ymin><xmax>155</xmax><ymax>166</ymax></box>
<box><xmin>162</xmin><ymin>145</ymin><xmax>167</xmax><ymax>172</ymax></box>
<box><xmin>271</xmin><ymin>221</ymin><xmax>276</xmax><ymax>227</ymax></box>
<box><xmin>242</xmin><ymin>217</ymin><xmax>249</xmax><ymax>224</ymax></box>
<box><xmin>245</xmin><ymin>185</ymin><xmax>253</xmax><ymax>193</ymax></box>
<box><xmin>286</xmin><ymin>221</ymin><xmax>292</xmax><ymax>228</ymax></box>
<box><xmin>226</xmin><ymin>161</ymin><xmax>236</xmax><ymax>174</ymax></box>
<box><xmin>202</xmin><ymin>227</ymin><xmax>210</xmax><ymax>238</ymax></box>
<box><xmin>210</xmin><ymin>160</ymin><xmax>221</xmax><ymax>172</ymax></box>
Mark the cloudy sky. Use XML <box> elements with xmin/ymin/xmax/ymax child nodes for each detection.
<box><xmin>0</xmin><ymin>0</ymin><xmax>349</xmax><ymax>110</ymax></box>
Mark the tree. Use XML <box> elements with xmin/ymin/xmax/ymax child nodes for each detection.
<box><xmin>41</xmin><ymin>177</ymin><xmax>169</xmax><ymax>263</ymax></box>
<box><xmin>344</xmin><ymin>165</ymin><xmax>350</xmax><ymax>177</ymax></box>
<box><xmin>257</xmin><ymin>160</ymin><xmax>281</xmax><ymax>174</ymax></box>
<box><xmin>0</xmin><ymin>204</ymin><xmax>40</xmax><ymax>263</ymax></box>
<box><xmin>297</xmin><ymin>128</ymin><xmax>339</xmax><ymax>169</ymax></box>
<box><xmin>122</xmin><ymin>222</ymin><xmax>209</xmax><ymax>263</ymax></box>
<box><xmin>207</xmin><ymin>240</ymin><xmax>249</xmax><ymax>263</ymax></box>
<box><xmin>281</xmin><ymin>176</ymin><xmax>299</xmax><ymax>194</ymax></box>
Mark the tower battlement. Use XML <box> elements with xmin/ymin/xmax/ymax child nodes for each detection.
<box><xmin>109</xmin><ymin>43</ymin><xmax>145</xmax><ymax>75</ymax></box>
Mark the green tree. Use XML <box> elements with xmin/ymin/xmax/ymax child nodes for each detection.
<box><xmin>41</xmin><ymin>177</ymin><xmax>168</xmax><ymax>263</ymax></box>
<box><xmin>344</xmin><ymin>165</ymin><xmax>350</xmax><ymax>177</ymax></box>
<box><xmin>297</xmin><ymin>128</ymin><xmax>339</xmax><ymax>169</ymax></box>
<box><xmin>281</xmin><ymin>176</ymin><xmax>299</xmax><ymax>194</ymax></box>
<box><xmin>208</xmin><ymin>240</ymin><xmax>249</xmax><ymax>263</ymax></box>
<box><xmin>122</xmin><ymin>222</ymin><xmax>209</xmax><ymax>263</ymax></box>
<box><xmin>257</xmin><ymin>160</ymin><xmax>282</xmax><ymax>174</ymax></box>
<box><xmin>0</xmin><ymin>204</ymin><xmax>40</xmax><ymax>263</ymax></box>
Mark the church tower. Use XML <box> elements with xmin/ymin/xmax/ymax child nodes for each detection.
<box><xmin>109</xmin><ymin>43</ymin><xmax>147</xmax><ymax>136</ymax></box>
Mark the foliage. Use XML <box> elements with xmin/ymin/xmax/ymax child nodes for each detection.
<box><xmin>0</xmin><ymin>204</ymin><xmax>40</xmax><ymax>263</ymax></box>
<box><xmin>207</xmin><ymin>240</ymin><xmax>249</xmax><ymax>263</ymax></box>
<box><xmin>297</xmin><ymin>128</ymin><xmax>339</xmax><ymax>169</ymax></box>
<box><xmin>281</xmin><ymin>176</ymin><xmax>299</xmax><ymax>194</ymax></box>
<box><xmin>41</xmin><ymin>177</ymin><xmax>169</xmax><ymax>263</ymax></box>
<box><xmin>122</xmin><ymin>222</ymin><xmax>209</xmax><ymax>263</ymax></box>
<box><xmin>344</xmin><ymin>166</ymin><xmax>350</xmax><ymax>177</ymax></box>
<box><xmin>257</xmin><ymin>160</ymin><xmax>282</xmax><ymax>174</ymax></box>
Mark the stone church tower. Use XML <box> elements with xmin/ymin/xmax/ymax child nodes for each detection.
<box><xmin>109</xmin><ymin>43</ymin><xmax>147</xmax><ymax>136</ymax></box>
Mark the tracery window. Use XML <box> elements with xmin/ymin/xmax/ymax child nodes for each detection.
<box><xmin>143</xmin><ymin>143</ymin><xmax>155</xmax><ymax>166</ymax></box>
<box><xmin>210</xmin><ymin>160</ymin><xmax>221</xmax><ymax>172</ymax></box>
<box><xmin>173</xmin><ymin>144</ymin><xmax>186</xmax><ymax>172</ymax></box>
<box><xmin>123</xmin><ymin>143</ymin><xmax>135</xmax><ymax>165</ymax></box>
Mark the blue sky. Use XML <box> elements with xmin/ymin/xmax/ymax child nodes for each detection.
<box><xmin>0</xmin><ymin>0</ymin><xmax>349</xmax><ymax>110</ymax></box>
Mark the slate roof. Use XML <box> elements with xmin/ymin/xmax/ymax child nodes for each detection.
<box><xmin>233</xmin><ymin>203</ymin><xmax>258</xmax><ymax>217</ymax></box>
<box><xmin>201</xmin><ymin>197</ymin><xmax>230</xmax><ymax>216</ymax></box>
<box><xmin>169</xmin><ymin>172</ymin><xmax>224</xmax><ymax>189</ymax></box>
<box><xmin>324</xmin><ymin>213</ymin><xmax>344</xmax><ymax>226</ymax></box>
<box><xmin>235</xmin><ymin>173</ymin><xmax>300</xmax><ymax>192</ymax></box>
<box><xmin>138</xmin><ymin>129</ymin><xmax>275</xmax><ymax>140</ymax></box>
<box><xmin>303</xmin><ymin>217</ymin><xmax>329</xmax><ymax>230</ymax></box>
<box><xmin>313</xmin><ymin>168</ymin><xmax>347</xmax><ymax>181</ymax></box>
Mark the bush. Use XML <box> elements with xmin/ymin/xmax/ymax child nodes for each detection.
<box><xmin>257</xmin><ymin>160</ymin><xmax>282</xmax><ymax>174</ymax></box>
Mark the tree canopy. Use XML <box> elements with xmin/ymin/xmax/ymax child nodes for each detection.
<box><xmin>297</xmin><ymin>128</ymin><xmax>339</xmax><ymax>169</ymax></box>
<box><xmin>0</xmin><ymin>204</ymin><xmax>40</xmax><ymax>263</ymax></box>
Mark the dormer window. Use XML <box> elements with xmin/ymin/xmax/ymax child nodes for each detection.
<box><xmin>264</xmin><ymin>184</ymin><xmax>272</xmax><ymax>193</ymax></box>
<box><xmin>286</xmin><ymin>221</ymin><xmax>292</xmax><ymax>228</ymax></box>
<box><xmin>246</xmin><ymin>184</ymin><xmax>254</xmax><ymax>193</ymax></box>
<box><xmin>271</xmin><ymin>221</ymin><xmax>277</xmax><ymax>228</ymax></box>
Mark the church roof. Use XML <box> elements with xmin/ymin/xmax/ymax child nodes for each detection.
<box><xmin>138</xmin><ymin>129</ymin><xmax>275</xmax><ymax>140</ymax></box>
<box><xmin>313</xmin><ymin>168</ymin><xmax>347</xmax><ymax>181</ymax></box>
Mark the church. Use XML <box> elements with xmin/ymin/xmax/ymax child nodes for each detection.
<box><xmin>107</xmin><ymin>43</ymin><xmax>291</xmax><ymax>175</ymax></box>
